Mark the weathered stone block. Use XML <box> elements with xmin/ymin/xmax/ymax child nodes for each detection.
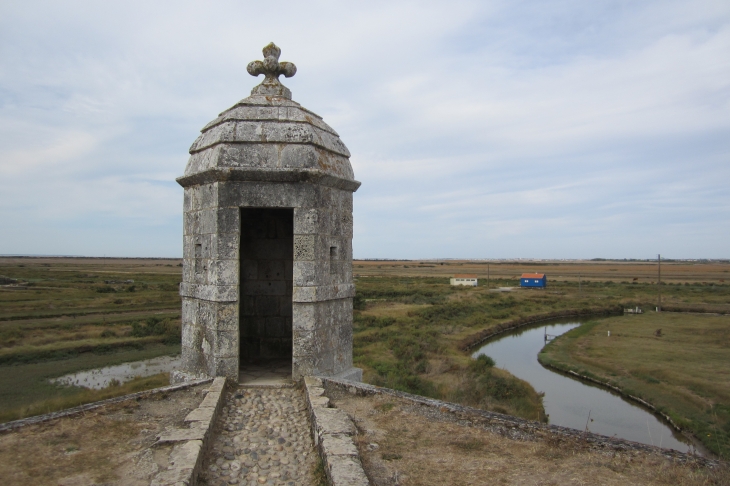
<box><xmin>327</xmin><ymin>456</ymin><xmax>370</xmax><ymax>486</ymax></box>
<box><xmin>321</xmin><ymin>434</ymin><xmax>359</xmax><ymax>457</ymax></box>
<box><xmin>183</xmin><ymin>190</ymin><xmax>193</xmax><ymax>213</ymax></box>
<box><xmin>198</xmin><ymin>208</ymin><xmax>218</xmax><ymax>234</ymax></box>
<box><xmin>220</xmin><ymin>143</ymin><xmax>279</xmax><ymax>169</ymax></box>
<box><xmin>200</xmin><ymin>183</ymin><xmax>219</xmax><ymax>209</ymax></box>
<box><xmin>215</xmin><ymin>303</ymin><xmax>238</xmax><ymax>331</ymax></box>
<box><xmin>293</xmin><ymin>208</ymin><xmax>319</xmax><ymax>234</ymax></box>
<box><xmin>181</xmin><ymin>320</ymin><xmax>202</xmax><ymax>349</ymax></box>
<box><xmin>293</xmin><ymin>261</ymin><xmax>317</xmax><ymax>286</ymax></box>
<box><xmin>215</xmin><ymin>330</ymin><xmax>238</xmax><ymax>357</ymax></box>
<box><xmin>214</xmin><ymin>357</ymin><xmax>238</xmax><ymax>379</ymax></box>
<box><xmin>292</xmin><ymin>303</ymin><xmax>315</xmax><ymax>331</ymax></box>
<box><xmin>210</xmin><ymin>259</ymin><xmax>238</xmax><ymax>287</ymax></box>
<box><xmin>184</xmin><ymin>210</ymin><xmax>200</xmax><ymax>236</ymax></box>
<box><xmin>292</xmin><ymin>286</ymin><xmax>316</xmax><ymax>302</ymax></box>
<box><xmin>180</xmin><ymin>283</ymin><xmax>238</xmax><ymax>302</ymax></box>
<box><xmin>156</xmin><ymin>427</ymin><xmax>206</xmax><ymax>444</ymax></box>
<box><xmin>212</xmin><ymin>232</ymin><xmax>239</xmax><ymax>260</ymax></box>
<box><xmin>293</xmin><ymin>234</ymin><xmax>315</xmax><ymax>261</ymax></box>
<box><xmin>312</xmin><ymin>408</ymin><xmax>356</xmax><ymax>437</ymax></box>
<box><xmin>185</xmin><ymin>406</ymin><xmax>215</xmax><ymax>423</ymax></box>
<box><xmin>292</xmin><ymin>328</ymin><xmax>314</xmax><ymax>357</ymax></box>
<box><xmin>293</xmin><ymin>355</ymin><xmax>315</xmax><ymax>378</ymax></box>
<box><xmin>216</xmin><ymin>207</ymin><xmax>239</xmax><ymax>234</ymax></box>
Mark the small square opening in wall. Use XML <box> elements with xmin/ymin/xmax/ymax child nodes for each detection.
<box><xmin>194</xmin><ymin>243</ymin><xmax>203</xmax><ymax>273</ymax></box>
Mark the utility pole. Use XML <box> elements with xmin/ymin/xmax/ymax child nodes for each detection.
<box><xmin>657</xmin><ymin>254</ymin><xmax>662</xmax><ymax>312</ymax></box>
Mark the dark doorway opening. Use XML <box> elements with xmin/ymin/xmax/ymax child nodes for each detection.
<box><xmin>239</xmin><ymin>208</ymin><xmax>293</xmax><ymax>380</ymax></box>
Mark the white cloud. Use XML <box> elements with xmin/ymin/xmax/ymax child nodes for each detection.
<box><xmin>0</xmin><ymin>0</ymin><xmax>728</xmax><ymax>258</ymax></box>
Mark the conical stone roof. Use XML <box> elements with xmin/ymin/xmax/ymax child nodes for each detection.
<box><xmin>178</xmin><ymin>43</ymin><xmax>358</xmax><ymax>191</ymax></box>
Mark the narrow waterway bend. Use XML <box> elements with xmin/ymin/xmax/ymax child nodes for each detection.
<box><xmin>473</xmin><ymin>321</ymin><xmax>692</xmax><ymax>453</ymax></box>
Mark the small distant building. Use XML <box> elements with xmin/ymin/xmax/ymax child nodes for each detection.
<box><xmin>451</xmin><ymin>274</ymin><xmax>478</xmax><ymax>287</ymax></box>
<box><xmin>521</xmin><ymin>273</ymin><xmax>547</xmax><ymax>288</ymax></box>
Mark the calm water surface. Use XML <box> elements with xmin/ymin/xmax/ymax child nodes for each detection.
<box><xmin>473</xmin><ymin>321</ymin><xmax>693</xmax><ymax>453</ymax></box>
<box><xmin>51</xmin><ymin>354</ymin><xmax>180</xmax><ymax>390</ymax></box>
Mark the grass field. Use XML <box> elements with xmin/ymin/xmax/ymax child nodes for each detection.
<box><xmin>539</xmin><ymin>312</ymin><xmax>730</xmax><ymax>459</ymax></box>
<box><xmin>2</xmin><ymin>256</ymin><xmax>729</xmax><ymax>455</ymax></box>
<box><xmin>0</xmin><ymin>257</ymin><xmax>182</xmax><ymax>421</ymax></box>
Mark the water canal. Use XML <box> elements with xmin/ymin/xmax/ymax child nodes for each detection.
<box><xmin>51</xmin><ymin>354</ymin><xmax>181</xmax><ymax>390</ymax></box>
<box><xmin>472</xmin><ymin>320</ymin><xmax>694</xmax><ymax>453</ymax></box>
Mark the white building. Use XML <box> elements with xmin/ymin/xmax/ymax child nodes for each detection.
<box><xmin>450</xmin><ymin>274</ymin><xmax>478</xmax><ymax>286</ymax></box>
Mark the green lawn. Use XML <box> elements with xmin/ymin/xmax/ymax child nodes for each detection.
<box><xmin>539</xmin><ymin>312</ymin><xmax>730</xmax><ymax>458</ymax></box>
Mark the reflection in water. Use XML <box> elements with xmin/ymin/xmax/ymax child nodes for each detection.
<box><xmin>473</xmin><ymin>321</ymin><xmax>693</xmax><ymax>453</ymax></box>
<box><xmin>51</xmin><ymin>355</ymin><xmax>180</xmax><ymax>390</ymax></box>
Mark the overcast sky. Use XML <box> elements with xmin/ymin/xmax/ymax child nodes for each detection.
<box><xmin>1</xmin><ymin>1</ymin><xmax>728</xmax><ymax>259</ymax></box>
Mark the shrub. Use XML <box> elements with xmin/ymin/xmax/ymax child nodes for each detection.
<box><xmin>470</xmin><ymin>354</ymin><xmax>496</xmax><ymax>372</ymax></box>
<box><xmin>96</xmin><ymin>286</ymin><xmax>116</xmax><ymax>293</ymax></box>
<box><xmin>354</xmin><ymin>315</ymin><xmax>395</xmax><ymax>329</ymax></box>
<box><xmin>131</xmin><ymin>317</ymin><xmax>166</xmax><ymax>337</ymax></box>
<box><xmin>353</xmin><ymin>293</ymin><xmax>366</xmax><ymax>310</ymax></box>
<box><xmin>130</xmin><ymin>317</ymin><xmax>181</xmax><ymax>344</ymax></box>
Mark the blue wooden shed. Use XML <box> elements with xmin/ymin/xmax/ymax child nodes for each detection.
<box><xmin>521</xmin><ymin>273</ymin><xmax>547</xmax><ymax>288</ymax></box>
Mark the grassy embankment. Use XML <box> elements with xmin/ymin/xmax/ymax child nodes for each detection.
<box><xmin>539</xmin><ymin>312</ymin><xmax>730</xmax><ymax>459</ymax></box>
<box><xmin>0</xmin><ymin>258</ymin><xmax>183</xmax><ymax>422</ymax></box>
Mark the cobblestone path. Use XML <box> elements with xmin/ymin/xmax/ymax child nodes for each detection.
<box><xmin>200</xmin><ymin>386</ymin><xmax>318</xmax><ymax>486</ymax></box>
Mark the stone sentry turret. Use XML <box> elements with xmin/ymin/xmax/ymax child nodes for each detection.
<box><xmin>172</xmin><ymin>43</ymin><xmax>361</xmax><ymax>383</ymax></box>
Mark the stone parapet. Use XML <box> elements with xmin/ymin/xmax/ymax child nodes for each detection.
<box><xmin>321</xmin><ymin>378</ymin><xmax>720</xmax><ymax>467</ymax></box>
<box><xmin>0</xmin><ymin>379</ymin><xmax>212</xmax><ymax>433</ymax></box>
<box><xmin>151</xmin><ymin>377</ymin><xmax>227</xmax><ymax>486</ymax></box>
<box><xmin>303</xmin><ymin>376</ymin><xmax>370</xmax><ymax>486</ymax></box>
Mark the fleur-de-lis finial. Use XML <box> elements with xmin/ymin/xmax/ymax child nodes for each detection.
<box><xmin>247</xmin><ymin>43</ymin><xmax>297</xmax><ymax>99</ymax></box>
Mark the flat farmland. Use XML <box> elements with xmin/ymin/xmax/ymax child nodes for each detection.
<box><xmin>0</xmin><ymin>257</ymin><xmax>183</xmax><ymax>421</ymax></box>
<box><xmin>354</xmin><ymin>259</ymin><xmax>730</xmax><ymax>284</ymax></box>
<box><xmin>2</xmin><ymin>256</ymin><xmax>729</xmax><ymax>459</ymax></box>
<box><xmin>354</xmin><ymin>259</ymin><xmax>730</xmax><ymax>313</ymax></box>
